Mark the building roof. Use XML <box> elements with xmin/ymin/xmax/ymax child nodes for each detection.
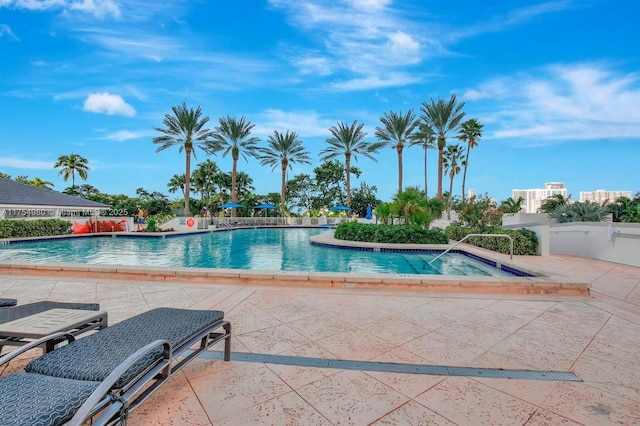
<box><xmin>0</xmin><ymin>177</ymin><xmax>109</xmax><ymax>209</ymax></box>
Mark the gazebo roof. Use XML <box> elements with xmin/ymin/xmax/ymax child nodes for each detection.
<box><xmin>0</xmin><ymin>177</ymin><xmax>109</xmax><ymax>209</ymax></box>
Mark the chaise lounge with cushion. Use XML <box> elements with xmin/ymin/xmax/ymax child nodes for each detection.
<box><xmin>0</xmin><ymin>301</ymin><xmax>101</xmax><ymax>324</ymax></box>
<box><xmin>0</xmin><ymin>298</ymin><xmax>18</xmax><ymax>307</ymax></box>
<box><xmin>0</xmin><ymin>301</ymin><xmax>103</xmax><ymax>354</ymax></box>
<box><xmin>0</xmin><ymin>307</ymin><xmax>231</xmax><ymax>426</ymax></box>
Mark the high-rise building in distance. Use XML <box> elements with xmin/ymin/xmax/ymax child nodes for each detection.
<box><xmin>512</xmin><ymin>182</ymin><xmax>568</xmax><ymax>213</ymax></box>
<box><xmin>580</xmin><ymin>190</ymin><xmax>632</xmax><ymax>205</ymax></box>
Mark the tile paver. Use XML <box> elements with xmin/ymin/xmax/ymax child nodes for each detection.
<box><xmin>1</xmin><ymin>253</ymin><xmax>639</xmax><ymax>425</ymax></box>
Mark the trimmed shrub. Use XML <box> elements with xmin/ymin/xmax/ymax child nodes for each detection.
<box><xmin>445</xmin><ymin>225</ymin><xmax>538</xmax><ymax>255</ymax></box>
<box><xmin>333</xmin><ymin>222</ymin><xmax>449</xmax><ymax>244</ymax></box>
<box><xmin>0</xmin><ymin>219</ymin><xmax>72</xmax><ymax>238</ymax></box>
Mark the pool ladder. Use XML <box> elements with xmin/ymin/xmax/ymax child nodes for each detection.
<box><xmin>428</xmin><ymin>234</ymin><xmax>513</xmax><ymax>266</ymax></box>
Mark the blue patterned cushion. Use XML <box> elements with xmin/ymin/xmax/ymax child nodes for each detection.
<box><xmin>0</xmin><ymin>372</ymin><xmax>99</xmax><ymax>426</ymax></box>
<box><xmin>26</xmin><ymin>308</ymin><xmax>224</xmax><ymax>388</ymax></box>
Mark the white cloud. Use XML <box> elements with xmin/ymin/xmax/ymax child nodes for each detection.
<box><xmin>3</xmin><ymin>0</ymin><xmax>120</xmax><ymax>18</ymax></box>
<box><xmin>467</xmin><ymin>64</ymin><xmax>640</xmax><ymax>142</ymax></box>
<box><xmin>255</xmin><ymin>109</ymin><xmax>334</xmax><ymax>137</ymax></box>
<box><xmin>98</xmin><ymin>129</ymin><xmax>153</xmax><ymax>141</ymax></box>
<box><xmin>68</xmin><ymin>0</ymin><xmax>120</xmax><ymax>19</ymax></box>
<box><xmin>463</xmin><ymin>79</ymin><xmax>512</xmax><ymax>100</ymax></box>
<box><xmin>331</xmin><ymin>72</ymin><xmax>422</xmax><ymax>91</ymax></box>
<box><xmin>445</xmin><ymin>1</ymin><xmax>576</xmax><ymax>43</ymax></box>
<box><xmin>270</xmin><ymin>1</ymin><xmax>578</xmax><ymax>92</ymax></box>
<box><xmin>83</xmin><ymin>92</ymin><xmax>136</xmax><ymax>116</ymax></box>
<box><xmin>295</xmin><ymin>56</ymin><xmax>333</xmax><ymax>76</ymax></box>
<box><xmin>0</xmin><ymin>157</ymin><xmax>52</xmax><ymax>169</ymax></box>
<box><xmin>345</xmin><ymin>0</ymin><xmax>391</xmax><ymax>9</ymax></box>
<box><xmin>270</xmin><ymin>0</ymin><xmax>428</xmax><ymax>89</ymax></box>
<box><xmin>0</xmin><ymin>24</ymin><xmax>19</xmax><ymax>40</ymax></box>
<box><xmin>382</xmin><ymin>31</ymin><xmax>421</xmax><ymax>67</ymax></box>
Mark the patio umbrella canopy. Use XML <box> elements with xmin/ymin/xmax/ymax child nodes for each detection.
<box><xmin>219</xmin><ymin>202</ymin><xmax>243</xmax><ymax>209</ymax></box>
<box><xmin>329</xmin><ymin>205</ymin><xmax>351</xmax><ymax>211</ymax></box>
<box><xmin>255</xmin><ymin>203</ymin><xmax>277</xmax><ymax>210</ymax></box>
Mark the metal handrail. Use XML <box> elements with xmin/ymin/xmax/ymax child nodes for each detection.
<box><xmin>428</xmin><ymin>233</ymin><xmax>513</xmax><ymax>265</ymax></box>
<box><xmin>613</xmin><ymin>231</ymin><xmax>640</xmax><ymax>239</ymax></box>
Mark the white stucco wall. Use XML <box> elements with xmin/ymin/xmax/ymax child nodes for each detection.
<box><xmin>502</xmin><ymin>213</ymin><xmax>555</xmax><ymax>226</ymax></box>
<box><xmin>549</xmin><ymin>222</ymin><xmax>640</xmax><ymax>267</ymax></box>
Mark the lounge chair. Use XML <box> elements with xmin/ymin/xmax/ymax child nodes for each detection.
<box><xmin>0</xmin><ymin>307</ymin><xmax>231</xmax><ymax>426</ymax></box>
<box><xmin>0</xmin><ymin>301</ymin><xmax>102</xmax><ymax>354</ymax></box>
<box><xmin>0</xmin><ymin>301</ymin><xmax>100</xmax><ymax>324</ymax></box>
<box><xmin>0</xmin><ymin>298</ymin><xmax>17</xmax><ymax>307</ymax></box>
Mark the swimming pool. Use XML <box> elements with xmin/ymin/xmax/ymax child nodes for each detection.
<box><xmin>0</xmin><ymin>228</ymin><xmax>526</xmax><ymax>277</ymax></box>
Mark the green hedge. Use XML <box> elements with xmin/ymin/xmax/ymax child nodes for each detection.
<box><xmin>445</xmin><ymin>226</ymin><xmax>539</xmax><ymax>255</ymax></box>
<box><xmin>0</xmin><ymin>219</ymin><xmax>72</xmax><ymax>239</ymax></box>
<box><xmin>333</xmin><ymin>222</ymin><xmax>449</xmax><ymax>244</ymax></box>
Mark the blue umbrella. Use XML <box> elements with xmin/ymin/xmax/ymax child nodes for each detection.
<box><xmin>365</xmin><ymin>204</ymin><xmax>372</xmax><ymax>219</ymax></box>
<box><xmin>329</xmin><ymin>205</ymin><xmax>351</xmax><ymax>211</ymax></box>
<box><xmin>219</xmin><ymin>202</ymin><xmax>243</xmax><ymax>209</ymax></box>
<box><xmin>255</xmin><ymin>203</ymin><xmax>277</xmax><ymax>210</ymax></box>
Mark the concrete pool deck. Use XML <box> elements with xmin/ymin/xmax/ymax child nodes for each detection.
<box><xmin>0</xmin><ymin>253</ymin><xmax>639</xmax><ymax>424</ymax></box>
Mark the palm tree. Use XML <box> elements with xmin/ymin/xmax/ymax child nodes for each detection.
<box><xmin>420</xmin><ymin>95</ymin><xmax>466</xmax><ymax>201</ymax></box>
<box><xmin>258</xmin><ymin>130</ymin><xmax>311</xmax><ymax>217</ymax></box>
<box><xmin>320</xmin><ymin>120</ymin><xmax>385</xmax><ymax>208</ymax></box>
<box><xmin>499</xmin><ymin>196</ymin><xmax>524</xmax><ymax>213</ymax></box>
<box><xmin>29</xmin><ymin>177</ymin><xmax>54</xmax><ymax>189</ymax></box>
<box><xmin>549</xmin><ymin>201</ymin><xmax>609</xmax><ymax>222</ymax></box>
<box><xmin>373</xmin><ymin>202</ymin><xmax>392</xmax><ymax>225</ymax></box>
<box><xmin>392</xmin><ymin>186</ymin><xmax>428</xmax><ymax>227</ymax></box>
<box><xmin>539</xmin><ymin>194</ymin><xmax>571</xmax><ymax>213</ymax></box>
<box><xmin>54</xmin><ymin>153</ymin><xmax>90</xmax><ymax>188</ymax></box>
<box><xmin>167</xmin><ymin>174</ymin><xmax>186</xmax><ymax>199</ymax></box>
<box><xmin>234</xmin><ymin>171</ymin><xmax>255</xmax><ymax>199</ymax></box>
<box><xmin>153</xmin><ymin>103</ymin><xmax>214</xmax><ymax>216</ymax></box>
<box><xmin>208</xmin><ymin>116</ymin><xmax>260</xmax><ymax>217</ymax></box>
<box><xmin>375</xmin><ymin>109</ymin><xmax>419</xmax><ymax>193</ymax></box>
<box><xmin>191</xmin><ymin>160</ymin><xmax>220</xmax><ymax>215</ymax></box>
<box><xmin>443</xmin><ymin>143</ymin><xmax>465</xmax><ymax>219</ymax></box>
<box><xmin>409</xmin><ymin>122</ymin><xmax>436</xmax><ymax>198</ymax></box>
<box><xmin>457</xmin><ymin>118</ymin><xmax>483</xmax><ymax>202</ymax></box>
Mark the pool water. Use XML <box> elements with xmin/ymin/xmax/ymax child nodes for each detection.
<box><xmin>0</xmin><ymin>228</ymin><xmax>515</xmax><ymax>277</ymax></box>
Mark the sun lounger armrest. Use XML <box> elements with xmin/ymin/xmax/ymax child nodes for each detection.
<box><xmin>67</xmin><ymin>339</ymin><xmax>173</xmax><ymax>426</ymax></box>
<box><xmin>0</xmin><ymin>331</ymin><xmax>75</xmax><ymax>366</ymax></box>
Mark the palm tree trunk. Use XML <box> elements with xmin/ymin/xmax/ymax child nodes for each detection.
<box><xmin>231</xmin><ymin>154</ymin><xmax>238</xmax><ymax>218</ymax></box>
<box><xmin>397</xmin><ymin>145</ymin><xmax>403</xmax><ymax>193</ymax></box>
<box><xmin>437</xmin><ymin>146</ymin><xmax>444</xmax><ymax>200</ymax></box>
<box><xmin>184</xmin><ymin>148</ymin><xmax>191</xmax><ymax>216</ymax></box>
<box><xmin>447</xmin><ymin>172</ymin><xmax>454</xmax><ymax>220</ymax></box>
<box><xmin>461</xmin><ymin>145</ymin><xmax>470</xmax><ymax>202</ymax></box>
<box><xmin>280</xmin><ymin>161</ymin><xmax>287</xmax><ymax>218</ymax></box>
<box><xmin>423</xmin><ymin>146</ymin><xmax>428</xmax><ymax>199</ymax></box>
<box><xmin>345</xmin><ymin>153</ymin><xmax>352</xmax><ymax>207</ymax></box>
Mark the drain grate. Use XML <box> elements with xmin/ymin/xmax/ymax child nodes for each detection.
<box><xmin>197</xmin><ymin>351</ymin><xmax>581</xmax><ymax>382</ymax></box>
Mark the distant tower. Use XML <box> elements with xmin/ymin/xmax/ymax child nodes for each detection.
<box><xmin>468</xmin><ymin>189</ymin><xmax>476</xmax><ymax>200</ymax></box>
<box><xmin>512</xmin><ymin>182</ymin><xmax>567</xmax><ymax>213</ymax></box>
<box><xmin>580</xmin><ymin>189</ymin><xmax>632</xmax><ymax>205</ymax></box>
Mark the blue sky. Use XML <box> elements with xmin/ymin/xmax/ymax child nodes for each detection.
<box><xmin>1</xmin><ymin>0</ymin><xmax>639</xmax><ymax>204</ymax></box>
